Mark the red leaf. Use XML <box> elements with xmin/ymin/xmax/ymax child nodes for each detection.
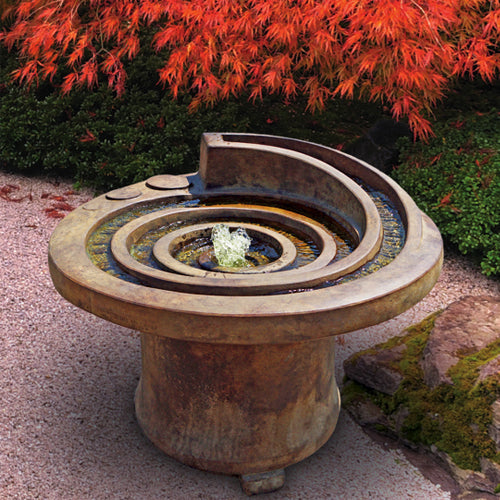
<box><xmin>435</xmin><ymin>192</ymin><xmax>453</xmax><ymax>208</ymax></box>
<box><xmin>430</xmin><ymin>153</ymin><xmax>442</xmax><ymax>165</ymax></box>
<box><xmin>3</xmin><ymin>0</ymin><xmax>499</xmax><ymax>141</ymax></box>
<box><xmin>79</xmin><ymin>129</ymin><xmax>96</xmax><ymax>142</ymax></box>
<box><xmin>51</xmin><ymin>201</ymin><xmax>74</xmax><ymax>211</ymax></box>
<box><xmin>0</xmin><ymin>184</ymin><xmax>28</xmax><ymax>202</ymax></box>
<box><xmin>450</xmin><ymin>120</ymin><xmax>465</xmax><ymax>129</ymax></box>
<box><xmin>156</xmin><ymin>117</ymin><xmax>165</xmax><ymax>129</ymax></box>
<box><xmin>44</xmin><ymin>208</ymin><xmax>65</xmax><ymax>219</ymax></box>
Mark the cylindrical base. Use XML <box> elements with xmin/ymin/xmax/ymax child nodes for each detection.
<box><xmin>135</xmin><ymin>334</ymin><xmax>340</xmax><ymax>477</ymax></box>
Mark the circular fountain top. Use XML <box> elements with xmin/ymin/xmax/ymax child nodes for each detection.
<box><xmin>49</xmin><ymin>133</ymin><xmax>442</xmax><ymax>344</ymax></box>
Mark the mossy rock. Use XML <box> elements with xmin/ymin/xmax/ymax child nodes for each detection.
<box><xmin>342</xmin><ymin>296</ymin><xmax>500</xmax><ymax>495</ymax></box>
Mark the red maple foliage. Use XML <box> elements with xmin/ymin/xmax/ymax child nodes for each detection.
<box><xmin>2</xmin><ymin>0</ymin><xmax>499</xmax><ymax>139</ymax></box>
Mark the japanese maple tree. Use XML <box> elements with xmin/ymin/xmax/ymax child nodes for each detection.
<box><xmin>2</xmin><ymin>0</ymin><xmax>499</xmax><ymax>138</ymax></box>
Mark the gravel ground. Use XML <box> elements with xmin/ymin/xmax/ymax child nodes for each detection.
<box><xmin>1</xmin><ymin>171</ymin><xmax>499</xmax><ymax>500</ymax></box>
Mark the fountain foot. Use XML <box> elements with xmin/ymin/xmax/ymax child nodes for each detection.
<box><xmin>240</xmin><ymin>469</ymin><xmax>285</xmax><ymax>495</ymax></box>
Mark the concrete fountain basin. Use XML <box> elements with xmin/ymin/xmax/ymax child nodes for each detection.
<box><xmin>49</xmin><ymin>133</ymin><xmax>443</xmax><ymax>494</ymax></box>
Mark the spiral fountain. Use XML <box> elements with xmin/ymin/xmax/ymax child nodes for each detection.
<box><xmin>49</xmin><ymin>133</ymin><xmax>443</xmax><ymax>494</ymax></box>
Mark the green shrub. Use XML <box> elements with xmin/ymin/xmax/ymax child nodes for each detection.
<box><xmin>393</xmin><ymin>111</ymin><xmax>500</xmax><ymax>276</ymax></box>
<box><xmin>0</xmin><ymin>33</ymin><xmax>381</xmax><ymax>192</ymax></box>
<box><xmin>0</xmin><ymin>71</ymin><xmax>252</xmax><ymax>191</ymax></box>
<box><xmin>0</xmin><ymin>82</ymin><xmax>378</xmax><ymax>193</ymax></box>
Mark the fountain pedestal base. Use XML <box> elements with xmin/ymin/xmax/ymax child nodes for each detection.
<box><xmin>135</xmin><ymin>333</ymin><xmax>340</xmax><ymax>490</ymax></box>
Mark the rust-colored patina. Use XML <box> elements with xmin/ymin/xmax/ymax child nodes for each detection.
<box><xmin>136</xmin><ymin>335</ymin><xmax>338</xmax><ymax>475</ymax></box>
<box><xmin>48</xmin><ymin>133</ymin><xmax>443</xmax><ymax>494</ymax></box>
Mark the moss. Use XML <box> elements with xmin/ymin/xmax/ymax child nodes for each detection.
<box><xmin>342</xmin><ymin>309</ymin><xmax>500</xmax><ymax>472</ymax></box>
<box><xmin>346</xmin><ymin>310</ymin><xmax>440</xmax><ymax>368</ymax></box>
<box><xmin>374</xmin><ymin>423</ymin><xmax>390</xmax><ymax>433</ymax></box>
<box><xmin>397</xmin><ymin>337</ymin><xmax>499</xmax><ymax>470</ymax></box>
<box><xmin>448</xmin><ymin>338</ymin><xmax>500</xmax><ymax>389</ymax></box>
<box><xmin>341</xmin><ymin>380</ymin><xmax>370</xmax><ymax>408</ymax></box>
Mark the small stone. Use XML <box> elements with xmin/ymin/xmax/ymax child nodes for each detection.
<box><xmin>478</xmin><ymin>355</ymin><xmax>500</xmax><ymax>382</ymax></box>
<box><xmin>393</xmin><ymin>406</ymin><xmax>410</xmax><ymax>434</ymax></box>
<box><xmin>432</xmin><ymin>449</ymin><xmax>494</xmax><ymax>494</ymax></box>
<box><xmin>480</xmin><ymin>457</ymin><xmax>500</xmax><ymax>486</ymax></box>
<box><xmin>347</xmin><ymin>398</ymin><xmax>388</xmax><ymax>427</ymax></box>
<box><xmin>463</xmin><ymin>471</ymin><xmax>496</xmax><ymax>495</ymax></box>
<box><xmin>240</xmin><ymin>469</ymin><xmax>285</xmax><ymax>496</ymax></box>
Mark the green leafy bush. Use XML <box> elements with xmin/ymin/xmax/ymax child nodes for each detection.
<box><xmin>393</xmin><ymin>111</ymin><xmax>500</xmax><ymax>276</ymax></box>
<box><xmin>0</xmin><ymin>67</ymin><xmax>251</xmax><ymax>190</ymax></box>
<box><xmin>0</xmin><ymin>33</ymin><xmax>381</xmax><ymax>192</ymax></box>
<box><xmin>0</xmin><ymin>81</ymin><xmax>371</xmax><ymax>192</ymax></box>
<box><xmin>0</xmin><ymin>36</ymin><xmax>240</xmax><ymax>189</ymax></box>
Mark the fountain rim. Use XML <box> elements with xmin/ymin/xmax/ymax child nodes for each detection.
<box><xmin>48</xmin><ymin>133</ymin><xmax>443</xmax><ymax>343</ymax></box>
<box><xmin>48</xmin><ymin>211</ymin><xmax>442</xmax><ymax>342</ymax></box>
<box><xmin>78</xmin><ymin>137</ymin><xmax>387</xmax><ymax>295</ymax></box>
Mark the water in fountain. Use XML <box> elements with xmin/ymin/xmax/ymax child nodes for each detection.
<box><xmin>211</xmin><ymin>223</ymin><xmax>252</xmax><ymax>268</ymax></box>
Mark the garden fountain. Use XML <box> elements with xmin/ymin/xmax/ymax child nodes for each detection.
<box><xmin>48</xmin><ymin>133</ymin><xmax>443</xmax><ymax>494</ymax></box>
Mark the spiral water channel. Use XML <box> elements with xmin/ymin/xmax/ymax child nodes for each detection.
<box><xmin>86</xmin><ymin>181</ymin><xmax>404</xmax><ymax>294</ymax></box>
